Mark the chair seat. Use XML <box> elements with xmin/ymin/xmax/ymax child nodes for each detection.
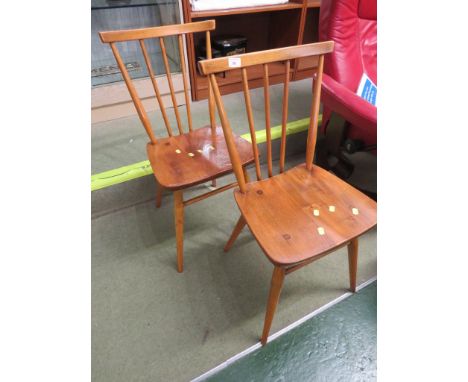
<box><xmin>235</xmin><ymin>164</ymin><xmax>377</xmax><ymax>265</ymax></box>
<box><xmin>147</xmin><ymin>126</ymin><xmax>255</xmax><ymax>190</ymax></box>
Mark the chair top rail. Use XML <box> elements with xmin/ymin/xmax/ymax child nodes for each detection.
<box><xmin>199</xmin><ymin>41</ymin><xmax>334</xmax><ymax>75</ymax></box>
<box><xmin>100</xmin><ymin>20</ymin><xmax>215</xmax><ymax>43</ymax></box>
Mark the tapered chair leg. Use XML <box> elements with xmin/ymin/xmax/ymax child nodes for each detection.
<box><xmin>348</xmin><ymin>238</ymin><xmax>359</xmax><ymax>292</ymax></box>
<box><xmin>261</xmin><ymin>266</ymin><xmax>285</xmax><ymax>345</ymax></box>
<box><xmin>174</xmin><ymin>190</ymin><xmax>184</xmax><ymax>273</ymax></box>
<box><xmin>156</xmin><ymin>183</ymin><xmax>163</xmax><ymax>208</ymax></box>
<box><xmin>224</xmin><ymin>215</ymin><xmax>247</xmax><ymax>252</ymax></box>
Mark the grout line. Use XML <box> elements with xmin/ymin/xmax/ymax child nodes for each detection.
<box><xmin>190</xmin><ymin>276</ymin><xmax>377</xmax><ymax>382</ymax></box>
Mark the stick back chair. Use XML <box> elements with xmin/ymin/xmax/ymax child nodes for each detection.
<box><xmin>199</xmin><ymin>41</ymin><xmax>377</xmax><ymax>345</ymax></box>
<box><xmin>99</xmin><ymin>20</ymin><xmax>254</xmax><ymax>273</ymax></box>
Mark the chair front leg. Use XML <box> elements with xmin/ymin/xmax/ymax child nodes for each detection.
<box><xmin>224</xmin><ymin>215</ymin><xmax>246</xmax><ymax>252</ymax></box>
<box><xmin>261</xmin><ymin>266</ymin><xmax>285</xmax><ymax>345</ymax></box>
<box><xmin>347</xmin><ymin>237</ymin><xmax>359</xmax><ymax>292</ymax></box>
<box><xmin>174</xmin><ymin>190</ymin><xmax>184</xmax><ymax>273</ymax></box>
<box><xmin>156</xmin><ymin>182</ymin><xmax>163</xmax><ymax>208</ymax></box>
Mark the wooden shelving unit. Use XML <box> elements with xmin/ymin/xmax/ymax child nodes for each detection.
<box><xmin>181</xmin><ymin>0</ymin><xmax>321</xmax><ymax>101</ymax></box>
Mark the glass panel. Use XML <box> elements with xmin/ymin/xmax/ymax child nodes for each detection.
<box><xmin>91</xmin><ymin>0</ymin><xmax>181</xmax><ymax>87</ymax></box>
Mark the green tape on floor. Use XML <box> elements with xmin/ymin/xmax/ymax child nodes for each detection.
<box><xmin>240</xmin><ymin>115</ymin><xmax>321</xmax><ymax>143</ymax></box>
<box><xmin>91</xmin><ymin>160</ymin><xmax>153</xmax><ymax>191</ymax></box>
<box><xmin>91</xmin><ymin>115</ymin><xmax>321</xmax><ymax>192</ymax></box>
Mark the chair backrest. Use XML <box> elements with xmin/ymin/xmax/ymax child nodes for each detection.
<box><xmin>99</xmin><ymin>20</ymin><xmax>216</xmax><ymax>144</ymax></box>
<box><xmin>199</xmin><ymin>41</ymin><xmax>334</xmax><ymax>193</ymax></box>
<box><xmin>319</xmin><ymin>0</ymin><xmax>377</xmax><ymax>91</ymax></box>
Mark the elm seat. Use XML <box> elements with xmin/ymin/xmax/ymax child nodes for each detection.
<box><xmin>147</xmin><ymin>126</ymin><xmax>254</xmax><ymax>190</ymax></box>
<box><xmin>235</xmin><ymin>164</ymin><xmax>376</xmax><ymax>265</ymax></box>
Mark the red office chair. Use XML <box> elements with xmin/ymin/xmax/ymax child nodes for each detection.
<box><xmin>319</xmin><ymin>0</ymin><xmax>377</xmax><ymax>152</ymax></box>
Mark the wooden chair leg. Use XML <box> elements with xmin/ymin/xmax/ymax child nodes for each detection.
<box><xmin>261</xmin><ymin>266</ymin><xmax>285</xmax><ymax>345</ymax></box>
<box><xmin>242</xmin><ymin>166</ymin><xmax>250</xmax><ymax>182</ymax></box>
<box><xmin>156</xmin><ymin>183</ymin><xmax>163</xmax><ymax>208</ymax></box>
<box><xmin>174</xmin><ymin>190</ymin><xmax>184</xmax><ymax>273</ymax></box>
<box><xmin>348</xmin><ymin>237</ymin><xmax>359</xmax><ymax>292</ymax></box>
<box><xmin>224</xmin><ymin>215</ymin><xmax>246</xmax><ymax>252</ymax></box>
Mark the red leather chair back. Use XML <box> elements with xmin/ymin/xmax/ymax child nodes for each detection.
<box><xmin>319</xmin><ymin>0</ymin><xmax>377</xmax><ymax>93</ymax></box>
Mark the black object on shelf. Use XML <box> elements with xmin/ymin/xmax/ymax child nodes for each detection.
<box><xmin>196</xmin><ymin>35</ymin><xmax>247</xmax><ymax>77</ymax></box>
<box><xmin>212</xmin><ymin>35</ymin><xmax>247</xmax><ymax>56</ymax></box>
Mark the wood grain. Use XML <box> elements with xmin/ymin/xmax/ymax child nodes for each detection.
<box><xmin>263</xmin><ymin>64</ymin><xmax>273</xmax><ymax>178</ymax></box>
<box><xmin>348</xmin><ymin>238</ymin><xmax>359</xmax><ymax>292</ymax></box>
<box><xmin>279</xmin><ymin>60</ymin><xmax>290</xmax><ymax>173</ymax></box>
<box><xmin>199</xmin><ymin>41</ymin><xmax>334</xmax><ymax>75</ymax></box>
<box><xmin>234</xmin><ymin>164</ymin><xmax>376</xmax><ymax>265</ymax></box>
<box><xmin>99</xmin><ymin>20</ymin><xmax>216</xmax><ymax>43</ymax></box>
<box><xmin>109</xmin><ymin>43</ymin><xmax>158</xmax><ymax>144</ymax></box>
<box><xmin>261</xmin><ymin>266</ymin><xmax>285</xmax><ymax>345</ymax></box>
<box><xmin>241</xmin><ymin>68</ymin><xmax>262</xmax><ymax>180</ymax></box>
<box><xmin>178</xmin><ymin>34</ymin><xmax>193</xmax><ymax>132</ymax></box>
<box><xmin>146</xmin><ymin>126</ymin><xmax>254</xmax><ymax>190</ymax></box>
<box><xmin>174</xmin><ymin>190</ymin><xmax>184</xmax><ymax>273</ymax></box>
<box><xmin>139</xmin><ymin>39</ymin><xmax>173</xmax><ymax>136</ymax></box>
<box><xmin>160</xmin><ymin>37</ymin><xmax>183</xmax><ymax>134</ymax></box>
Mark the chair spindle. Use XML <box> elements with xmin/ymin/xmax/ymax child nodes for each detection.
<box><xmin>241</xmin><ymin>68</ymin><xmax>262</xmax><ymax>180</ymax></box>
<box><xmin>160</xmin><ymin>36</ymin><xmax>184</xmax><ymax>134</ymax></box>
<box><xmin>263</xmin><ymin>64</ymin><xmax>273</xmax><ymax>178</ymax></box>
<box><xmin>209</xmin><ymin>73</ymin><xmax>247</xmax><ymax>193</ymax></box>
<box><xmin>279</xmin><ymin>60</ymin><xmax>290</xmax><ymax>173</ymax></box>
<box><xmin>178</xmin><ymin>34</ymin><xmax>193</xmax><ymax>132</ymax></box>
<box><xmin>139</xmin><ymin>39</ymin><xmax>173</xmax><ymax>137</ymax></box>
<box><xmin>206</xmin><ymin>31</ymin><xmax>216</xmax><ymax>131</ymax></box>
<box><xmin>305</xmin><ymin>55</ymin><xmax>324</xmax><ymax>170</ymax></box>
<box><xmin>109</xmin><ymin>42</ymin><xmax>158</xmax><ymax>144</ymax></box>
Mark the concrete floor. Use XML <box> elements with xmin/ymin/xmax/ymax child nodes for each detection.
<box><xmin>92</xmin><ymin>78</ymin><xmax>377</xmax><ymax>381</ymax></box>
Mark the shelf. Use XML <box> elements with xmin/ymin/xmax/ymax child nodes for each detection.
<box><xmin>196</xmin><ymin>61</ymin><xmax>287</xmax><ymax>90</ymax></box>
<box><xmin>190</xmin><ymin>2</ymin><xmax>303</xmax><ymax>18</ymax></box>
<box><xmin>306</xmin><ymin>0</ymin><xmax>321</xmax><ymax>8</ymax></box>
<box><xmin>295</xmin><ymin>56</ymin><xmax>319</xmax><ymax>72</ymax></box>
<box><xmin>182</xmin><ymin>0</ymin><xmax>321</xmax><ymax>100</ymax></box>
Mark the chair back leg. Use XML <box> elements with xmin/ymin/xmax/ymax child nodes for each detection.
<box><xmin>156</xmin><ymin>183</ymin><xmax>164</xmax><ymax>208</ymax></box>
<box><xmin>174</xmin><ymin>190</ymin><xmax>184</xmax><ymax>273</ymax></box>
<box><xmin>347</xmin><ymin>238</ymin><xmax>359</xmax><ymax>292</ymax></box>
<box><xmin>224</xmin><ymin>215</ymin><xmax>246</xmax><ymax>252</ymax></box>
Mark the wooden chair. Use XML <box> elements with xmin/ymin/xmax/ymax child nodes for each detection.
<box><xmin>99</xmin><ymin>20</ymin><xmax>254</xmax><ymax>273</ymax></box>
<box><xmin>199</xmin><ymin>41</ymin><xmax>377</xmax><ymax>345</ymax></box>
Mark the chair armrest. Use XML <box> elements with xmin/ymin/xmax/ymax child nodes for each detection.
<box><xmin>321</xmin><ymin>74</ymin><xmax>377</xmax><ymax>134</ymax></box>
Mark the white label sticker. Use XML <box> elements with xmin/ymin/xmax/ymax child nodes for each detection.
<box><xmin>228</xmin><ymin>57</ymin><xmax>241</xmax><ymax>68</ymax></box>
